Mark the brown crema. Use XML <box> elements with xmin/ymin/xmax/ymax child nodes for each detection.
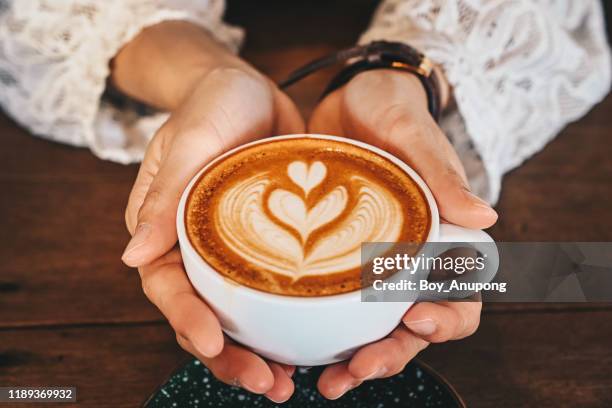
<box><xmin>186</xmin><ymin>137</ymin><xmax>430</xmax><ymax>296</ymax></box>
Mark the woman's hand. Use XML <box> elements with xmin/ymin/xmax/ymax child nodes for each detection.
<box><xmin>116</xmin><ymin>21</ymin><xmax>303</xmax><ymax>403</ymax></box>
<box><xmin>309</xmin><ymin>69</ymin><xmax>497</xmax><ymax>399</ymax></box>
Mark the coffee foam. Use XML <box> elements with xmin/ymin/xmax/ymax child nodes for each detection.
<box><xmin>186</xmin><ymin>138</ymin><xmax>430</xmax><ymax>296</ymax></box>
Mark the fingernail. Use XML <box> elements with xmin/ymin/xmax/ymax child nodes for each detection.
<box><xmin>404</xmin><ymin>318</ymin><xmax>437</xmax><ymax>336</ymax></box>
<box><xmin>231</xmin><ymin>376</ymin><xmax>265</xmax><ymax>394</ymax></box>
<box><xmin>240</xmin><ymin>381</ymin><xmax>260</xmax><ymax>394</ymax></box>
<box><xmin>121</xmin><ymin>223</ymin><xmax>151</xmax><ymax>265</ymax></box>
<box><xmin>328</xmin><ymin>384</ymin><xmax>350</xmax><ymax>400</ymax></box>
<box><xmin>361</xmin><ymin>366</ymin><xmax>388</xmax><ymax>380</ymax></box>
<box><xmin>465</xmin><ymin>190</ymin><xmax>497</xmax><ymax>214</ymax></box>
<box><xmin>192</xmin><ymin>340</ymin><xmax>215</xmax><ymax>359</ymax></box>
<box><xmin>330</xmin><ymin>381</ymin><xmax>361</xmax><ymax>400</ymax></box>
<box><xmin>465</xmin><ymin>189</ymin><xmax>489</xmax><ymax>206</ymax></box>
<box><xmin>267</xmin><ymin>394</ymin><xmax>290</xmax><ymax>404</ymax></box>
<box><xmin>230</xmin><ymin>377</ymin><xmax>256</xmax><ymax>393</ymax></box>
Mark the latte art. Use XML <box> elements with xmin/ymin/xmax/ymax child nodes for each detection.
<box><xmin>186</xmin><ymin>137</ymin><xmax>430</xmax><ymax>296</ymax></box>
<box><xmin>216</xmin><ymin>161</ymin><xmax>403</xmax><ymax>280</ymax></box>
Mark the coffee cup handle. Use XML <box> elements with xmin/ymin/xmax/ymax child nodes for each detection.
<box><xmin>417</xmin><ymin>224</ymin><xmax>500</xmax><ymax>302</ymax></box>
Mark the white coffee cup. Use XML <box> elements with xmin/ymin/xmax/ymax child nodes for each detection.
<box><xmin>177</xmin><ymin>134</ymin><xmax>497</xmax><ymax>366</ymax></box>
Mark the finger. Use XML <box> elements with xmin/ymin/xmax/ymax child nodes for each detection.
<box><xmin>347</xmin><ymin>326</ymin><xmax>429</xmax><ymax>381</ymax></box>
<box><xmin>264</xmin><ymin>362</ymin><xmax>295</xmax><ymax>403</ymax></box>
<box><xmin>203</xmin><ymin>344</ymin><xmax>275</xmax><ymax>394</ymax></box>
<box><xmin>402</xmin><ymin>301</ymin><xmax>482</xmax><ymax>342</ymax></box>
<box><xmin>317</xmin><ymin>362</ymin><xmax>362</xmax><ymax>400</ymax></box>
<box><xmin>139</xmin><ymin>249</ymin><xmax>224</xmax><ymax>357</ymax></box>
<box><xmin>282</xmin><ymin>365</ymin><xmax>296</xmax><ymax>377</ymax></box>
<box><xmin>308</xmin><ymin>91</ymin><xmax>344</xmax><ymax>136</ymax></box>
<box><xmin>176</xmin><ymin>336</ymin><xmax>275</xmax><ymax>394</ymax></box>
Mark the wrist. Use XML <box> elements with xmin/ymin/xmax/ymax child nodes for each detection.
<box><xmin>344</xmin><ymin>65</ymin><xmax>448</xmax><ymax>120</ymax></box>
<box><xmin>168</xmin><ymin>59</ymin><xmax>261</xmax><ymax>111</ymax></box>
<box><xmin>111</xmin><ymin>20</ymin><xmax>254</xmax><ymax>111</ymax></box>
<box><xmin>349</xmin><ymin>69</ymin><xmax>430</xmax><ymax>114</ymax></box>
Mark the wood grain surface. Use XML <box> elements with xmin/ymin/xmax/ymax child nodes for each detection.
<box><xmin>1</xmin><ymin>1</ymin><xmax>611</xmax><ymax>407</ymax></box>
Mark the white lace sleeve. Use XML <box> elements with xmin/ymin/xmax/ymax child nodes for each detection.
<box><xmin>360</xmin><ymin>0</ymin><xmax>611</xmax><ymax>203</ymax></box>
<box><xmin>0</xmin><ymin>0</ymin><xmax>243</xmax><ymax>163</ymax></box>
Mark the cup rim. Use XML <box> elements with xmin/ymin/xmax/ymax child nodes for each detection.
<box><xmin>176</xmin><ymin>134</ymin><xmax>440</xmax><ymax>305</ymax></box>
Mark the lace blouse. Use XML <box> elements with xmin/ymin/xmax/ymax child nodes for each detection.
<box><xmin>1</xmin><ymin>0</ymin><xmax>610</xmax><ymax>202</ymax></box>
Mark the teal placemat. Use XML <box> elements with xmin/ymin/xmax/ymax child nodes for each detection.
<box><xmin>144</xmin><ymin>359</ymin><xmax>465</xmax><ymax>407</ymax></box>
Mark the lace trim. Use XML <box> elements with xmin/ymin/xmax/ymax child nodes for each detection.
<box><xmin>360</xmin><ymin>0</ymin><xmax>611</xmax><ymax>202</ymax></box>
<box><xmin>0</xmin><ymin>0</ymin><xmax>243</xmax><ymax>164</ymax></box>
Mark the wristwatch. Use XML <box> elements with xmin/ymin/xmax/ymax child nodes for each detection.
<box><xmin>280</xmin><ymin>41</ymin><xmax>442</xmax><ymax>122</ymax></box>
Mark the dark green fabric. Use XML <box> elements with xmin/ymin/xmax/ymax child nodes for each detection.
<box><xmin>145</xmin><ymin>359</ymin><xmax>462</xmax><ymax>408</ymax></box>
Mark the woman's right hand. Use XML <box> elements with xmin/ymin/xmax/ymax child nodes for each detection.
<box><xmin>115</xmin><ymin>21</ymin><xmax>304</xmax><ymax>403</ymax></box>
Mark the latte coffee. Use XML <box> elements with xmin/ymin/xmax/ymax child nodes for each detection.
<box><xmin>185</xmin><ymin>137</ymin><xmax>430</xmax><ymax>296</ymax></box>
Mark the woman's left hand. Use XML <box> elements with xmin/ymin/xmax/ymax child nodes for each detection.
<box><xmin>308</xmin><ymin>69</ymin><xmax>498</xmax><ymax>399</ymax></box>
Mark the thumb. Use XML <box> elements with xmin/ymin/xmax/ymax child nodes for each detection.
<box><xmin>121</xmin><ymin>130</ymin><xmax>227</xmax><ymax>267</ymax></box>
<box><xmin>307</xmin><ymin>91</ymin><xmax>344</xmax><ymax>136</ymax></box>
<box><xmin>426</xmin><ymin>161</ymin><xmax>498</xmax><ymax>230</ymax></box>
<box><xmin>384</xmin><ymin>118</ymin><xmax>497</xmax><ymax>230</ymax></box>
<box><xmin>273</xmin><ymin>88</ymin><xmax>306</xmax><ymax>135</ymax></box>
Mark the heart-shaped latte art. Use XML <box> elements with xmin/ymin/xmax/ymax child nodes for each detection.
<box><xmin>287</xmin><ymin>161</ymin><xmax>326</xmax><ymax>195</ymax></box>
<box><xmin>268</xmin><ymin>186</ymin><xmax>347</xmax><ymax>242</ymax></box>
<box><xmin>215</xmin><ymin>161</ymin><xmax>403</xmax><ymax>280</ymax></box>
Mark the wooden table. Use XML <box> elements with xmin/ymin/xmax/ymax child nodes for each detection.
<box><xmin>1</xmin><ymin>1</ymin><xmax>611</xmax><ymax>406</ymax></box>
